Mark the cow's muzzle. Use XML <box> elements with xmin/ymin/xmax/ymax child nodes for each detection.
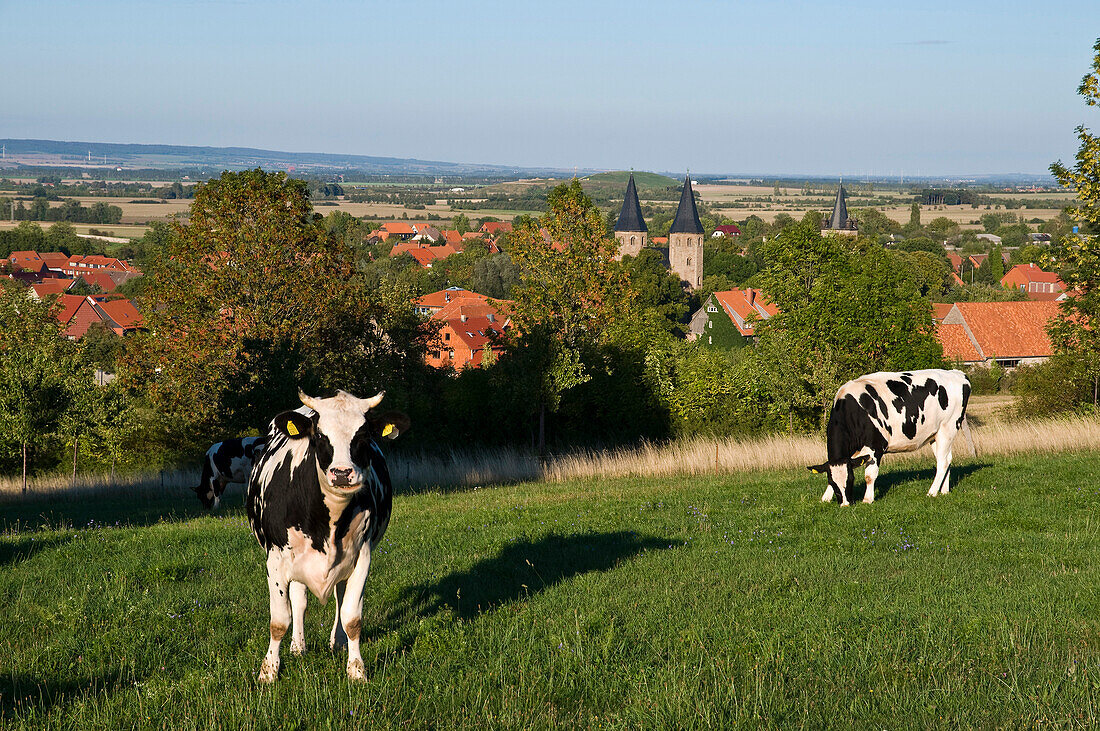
<box><xmin>328</xmin><ymin>467</ymin><xmax>359</xmax><ymax>488</ymax></box>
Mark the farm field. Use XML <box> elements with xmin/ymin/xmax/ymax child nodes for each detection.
<box><xmin>4</xmin><ymin>450</ymin><xmax>1100</xmax><ymax>728</ymax></box>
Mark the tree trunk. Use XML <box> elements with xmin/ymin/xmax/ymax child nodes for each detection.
<box><xmin>538</xmin><ymin>404</ymin><xmax>546</xmax><ymax>458</ymax></box>
<box><xmin>1094</xmin><ymin>373</ymin><xmax>1098</xmax><ymax>408</ymax></box>
<box><xmin>72</xmin><ymin>435</ymin><xmax>79</xmax><ymax>488</ymax></box>
<box><xmin>22</xmin><ymin>441</ymin><xmax>28</xmax><ymax>494</ymax></box>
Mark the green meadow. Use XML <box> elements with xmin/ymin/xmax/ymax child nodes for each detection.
<box><xmin>4</xmin><ymin>452</ymin><xmax>1100</xmax><ymax>728</ymax></box>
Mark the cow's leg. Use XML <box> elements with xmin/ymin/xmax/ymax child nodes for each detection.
<box><xmin>340</xmin><ymin>545</ymin><xmax>373</xmax><ymax>680</ymax></box>
<box><xmin>259</xmin><ymin>553</ymin><xmax>290</xmax><ymax>683</ymax></box>
<box><xmin>330</xmin><ymin>581</ymin><xmax>347</xmax><ymax>650</ymax></box>
<box><xmin>929</xmin><ymin>430</ymin><xmax>954</xmax><ymax>497</ymax></box>
<box><xmin>821</xmin><ymin>484</ymin><xmax>835</xmax><ymax>503</ymax></box>
<box><xmin>863</xmin><ymin>458</ymin><xmax>880</xmax><ymax>504</ymax></box>
<box><xmin>289</xmin><ymin>581</ymin><xmax>307</xmax><ymax>656</ymax></box>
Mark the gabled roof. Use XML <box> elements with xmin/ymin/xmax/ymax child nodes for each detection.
<box><xmin>937</xmin><ymin>323</ymin><xmax>983</xmax><ymax>362</ymax></box>
<box><xmin>826</xmin><ymin>183</ymin><xmax>848</xmax><ymax>230</ymax></box>
<box><xmin>76</xmin><ymin>270</ymin><xmax>122</xmax><ymax>292</ymax></box>
<box><xmin>56</xmin><ymin>294</ymin><xmax>85</xmax><ymax>325</ymax></box>
<box><xmin>441</xmin><ymin>229</ymin><xmax>463</xmax><ymax>246</ymax></box>
<box><xmin>9</xmin><ymin>251</ymin><xmax>43</xmax><ymax>270</ymax></box>
<box><xmin>711</xmin><ymin>288</ymin><xmax>778</xmax><ymax>337</ymax></box>
<box><xmin>614</xmin><ymin>173</ymin><xmax>647</xmax><ymax>233</ymax></box>
<box><xmin>30</xmin><ymin>279</ymin><xmax>74</xmax><ymax>299</ymax></box>
<box><xmin>94</xmin><ymin>297</ymin><xmax>143</xmax><ymax>332</ymax></box>
<box><xmin>941</xmin><ymin>301</ymin><xmax>1061</xmax><ymax>359</ymax></box>
<box><xmin>669</xmin><ymin>176</ymin><xmax>703</xmax><ymax>234</ymax></box>
<box><xmin>1002</xmin><ymin>263</ymin><xmax>1062</xmax><ymax>285</ymax></box>
<box><xmin>480</xmin><ymin>221</ymin><xmax>513</xmax><ymax>235</ymax></box>
<box><xmin>416</xmin><ymin>287</ymin><xmax>493</xmax><ymax>310</ymax></box>
<box><xmin>380</xmin><ymin>222</ymin><xmax>417</xmax><ymax>235</ymax></box>
<box><xmin>932</xmin><ymin>303</ymin><xmax>954</xmax><ymax>322</ymax></box>
<box><xmin>946</xmin><ymin>253</ymin><xmax>963</xmax><ymax>273</ymax></box>
<box><xmin>713</xmin><ymin>225</ymin><xmax>741</xmax><ymax>236</ymax></box>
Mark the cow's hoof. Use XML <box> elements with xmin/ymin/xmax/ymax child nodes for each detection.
<box><xmin>347</xmin><ymin>658</ymin><xmax>365</xmax><ymax>681</ymax></box>
<box><xmin>290</xmin><ymin>640</ymin><xmax>306</xmax><ymax>656</ymax></box>
<box><xmin>258</xmin><ymin>659</ymin><xmax>279</xmax><ymax>684</ymax></box>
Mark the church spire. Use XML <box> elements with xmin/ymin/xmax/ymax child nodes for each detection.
<box><xmin>827</xmin><ymin>182</ymin><xmax>848</xmax><ymax>230</ymax></box>
<box><xmin>669</xmin><ymin>175</ymin><xmax>704</xmax><ymax>234</ymax></box>
<box><xmin>614</xmin><ymin>173</ymin><xmax>647</xmax><ymax>233</ymax></box>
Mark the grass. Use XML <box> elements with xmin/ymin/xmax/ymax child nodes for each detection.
<box><xmin>4</xmin><ymin>448</ymin><xmax>1100</xmax><ymax>728</ymax></box>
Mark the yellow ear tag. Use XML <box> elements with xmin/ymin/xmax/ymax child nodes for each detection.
<box><xmin>382</xmin><ymin>423</ymin><xmax>394</xmax><ymax>437</ymax></box>
<box><xmin>810</xmin><ymin>467</ymin><xmax>822</xmax><ymax>474</ymax></box>
<box><xmin>286</xmin><ymin>421</ymin><xmax>299</xmax><ymax>436</ymax></box>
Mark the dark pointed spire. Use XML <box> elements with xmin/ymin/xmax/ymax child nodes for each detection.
<box><xmin>614</xmin><ymin>173</ymin><xmax>647</xmax><ymax>232</ymax></box>
<box><xmin>669</xmin><ymin>175</ymin><xmax>704</xmax><ymax>234</ymax></box>
<box><xmin>827</xmin><ymin>182</ymin><xmax>848</xmax><ymax>229</ymax></box>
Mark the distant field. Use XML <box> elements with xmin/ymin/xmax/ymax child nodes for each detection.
<box><xmin>4</xmin><ymin>449</ymin><xmax>1100</xmax><ymax>727</ymax></box>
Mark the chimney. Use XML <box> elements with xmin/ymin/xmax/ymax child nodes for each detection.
<box><xmin>461</xmin><ymin>314</ymin><xmax>467</xmax><ymax>322</ymax></box>
<box><xmin>445</xmin><ymin>293</ymin><xmax>450</xmax><ymax>302</ymax></box>
<box><xmin>487</xmin><ymin>313</ymin><xmax>495</xmax><ymax>322</ymax></box>
<box><xmin>746</xmin><ymin>288</ymin><xmax>755</xmax><ymax>307</ymax></box>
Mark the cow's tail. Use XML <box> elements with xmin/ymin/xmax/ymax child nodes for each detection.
<box><xmin>961</xmin><ymin>415</ymin><xmax>977</xmax><ymax>457</ymax></box>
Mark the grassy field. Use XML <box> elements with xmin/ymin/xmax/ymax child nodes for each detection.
<box><xmin>4</xmin><ymin>448</ymin><xmax>1100</xmax><ymax>728</ymax></box>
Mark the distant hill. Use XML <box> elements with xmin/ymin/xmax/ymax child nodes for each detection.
<box><xmin>582</xmin><ymin>171</ymin><xmax>679</xmax><ymax>191</ymax></box>
<box><xmin>0</xmin><ymin>138</ymin><xmax>587</xmax><ymax>178</ymax></box>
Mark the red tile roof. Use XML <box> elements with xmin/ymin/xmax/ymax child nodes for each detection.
<box><xmin>30</xmin><ymin>279</ymin><xmax>74</xmax><ymax>299</ymax></box>
<box><xmin>713</xmin><ymin>225</ymin><xmax>741</xmax><ymax>236</ymax></box>
<box><xmin>711</xmin><ymin>288</ymin><xmax>778</xmax><ymax>336</ymax></box>
<box><xmin>9</xmin><ymin>251</ymin><xmax>43</xmax><ymax>270</ymax></box>
<box><xmin>937</xmin><ymin>323</ymin><xmax>983</xmax><ymax>362</ymax></box>
<box><xmin>380</xmin><ymin>222</ymin><xmax>417</xmax><ymax>235</ymax></box>
<box><xmin>96</xmin><ymin>297</ymin><xmax>143</xmax><ymax>332</ymax></box>
<box><xmin>416</xmin><ymin>287</ymin><xmax>493</xmax><ymax>311</ymax></box>
<box><xmin>932</xmin><ymin>303</ymin><xmax>954</xmax><ymax>322</ymax></box>
<box><xmin>946</xmin><ymin>253</ymin><xmax>963</xmax><ymax>273</ymax></box>
<box><xmin>942</xmin><ymin>301</ymin><xmax>1061</xmax><ymax>360</ymax></box>
<box><xmin>441</xmin><ymin>229</ymin><xmax>463</xmax><ymax>246</ymax></box>
<box><xmin>480</xmin><ymin>221</ymin><xmax>513</xmax><ymax>235</ymax></box>
<box><xmin>76</xmin><ymin>270</ymin><xmax>121</xmax><ymax>292</ymax></box>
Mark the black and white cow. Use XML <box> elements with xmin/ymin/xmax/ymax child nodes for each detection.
<box><xmin>246</xmin><ymin>389</ymin><xmax>408</xmax><ymax>683</ymax></box>
<box><xmin>193</xmin><ymin>436</ymin><xmax>268</xmax><ymax>509</ymax></box>
<box><xmin>809</xmin><ymin>369</ymin><xmax>974</xmax><ymax>506</ymax></box>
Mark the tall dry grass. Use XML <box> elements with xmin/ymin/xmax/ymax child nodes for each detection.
<box><xmin>2</xmin><ymin>416</ymin><xmax>1096</xmax><ymax>502</ymax></box>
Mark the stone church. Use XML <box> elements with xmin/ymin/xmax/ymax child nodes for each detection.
<box><xmin>613</xmin><ymin>173</ymin><xmax>705</xmax><ymax>289</ymax></box>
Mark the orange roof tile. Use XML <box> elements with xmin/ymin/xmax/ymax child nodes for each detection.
<box><xmin>712</xmin><ymin>288</ymin><xmax>778</xmax><ymax>336</ymax></box>
<box><xmin>932</xmin><ymin>303</ymin><xmax>954</xmax><ymax>322</ymax></box>
<box><xmin>416</xmin><ymin>288</ymin><xmax>493</xmax><ymax>310</ymax></box>
<box><xmin>55</xmin><ymin>294</ymin><xmax>85</xmax><ymax>325</ymax></box>
<box><xmin>480</xmin><ymin>221</ymin><xmax>513</xmax><ymax>235</ymax></box>
<box><xmin>31</xmin><ymin>279</ymin><xmax>74</xmax><ymax>299</ymax></box>
<box><xmin>96</xmin><ymin>297</ymin><xmax>142</xmax><ymax>330</ymax></box>
<box><xmin>937</xmin><ymin>322</ymin><xmax>982</xmax><ymax>362</ymax></box>
<box><xmin>948</xmin><ymin>301</ymin><xmax>1061</xmax><ymax>359</ymax></box>
<box><xmin>380</xmin><ymin>222</ymin><xmax>417</xmax><ymax>235</ymax></box>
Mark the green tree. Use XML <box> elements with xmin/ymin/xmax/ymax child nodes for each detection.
<box><xmin>0</xmin><ymin>282</ymin><xmax>83</xmax><ymax>490</ymax></box>
<box><xmin>1047</xmin><ymin>38</ymin><xmax>1100</xmax><ymax>406</ymax></box>
<box><xmin>990</xmin><ymin>244</ymin><xmax>1005</xmax><ymax>282</ymax></box>
<box><xmin>753</xmin><ymin>224</ymin><xmax>943</xmax><ymax>428</ymax></box>
<box><xmin>46</xmin><ymin>221</ymin><xmax>80</xmax><ymax>254</ymax></box>
<box><xmin>124</xmin><ymin>169</ymin><xmax>428</xmax><ymax>448</ymax></box>
<box><xmin>506</xmin><ymin>179</ymin><xmax>632</xmax><ymax>451</ymax></box>
<box><xmin>909</xmin><ymin>202</ymin><xmax>921</xmax><ymax>228</ymax></box>
<box><xmin>453</xmin><ymin>213</ymin><xmax>472</xmax><ymax>235</ymax></box>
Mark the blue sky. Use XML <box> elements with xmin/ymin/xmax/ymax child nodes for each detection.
<box><xmin>4</xmin><ymin>1</ymin><xmax>1099</xmax><ymax>176</ymax></box>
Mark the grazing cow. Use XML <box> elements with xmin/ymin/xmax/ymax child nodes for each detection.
<box><xmin>808</xmin><ymin>369</ymin><xmax>974</xmax><ymax>505</ymax></box>
<box><xmin>193</xmin><ymin>436</ymin><xmax>268</xmax><ymax>509</ymax></box>
<box><xmin>246</xmin><ymin>390</ymin><xmax>408</xmax><ymax>683</ymax></box>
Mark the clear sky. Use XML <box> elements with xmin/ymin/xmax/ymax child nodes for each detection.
<box><xmin>4</xmin><ymin>0</ymin><xmax>1099</xmax><ymax>176</ymax></box>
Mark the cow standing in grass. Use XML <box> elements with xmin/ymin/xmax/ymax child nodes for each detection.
<box><xmin>193</xmin><ymin>437</ymin><xmax>268</xmax><ymax>509</ymax></box>
<box><xmin>247</xmin><ymin>390</ymin><xmax>407</xmax><ymax>683</ymax></box>
<box><xmin>809</xmin><ymin>369</ymin><xmax>974</xmax><ymax>505</ymax></box>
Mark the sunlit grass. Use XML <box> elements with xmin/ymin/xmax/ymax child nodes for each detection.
<box><xmin>3</xmin><ymin>452</ymin><xmax>1100</xmax><ymax>727</ymax></box>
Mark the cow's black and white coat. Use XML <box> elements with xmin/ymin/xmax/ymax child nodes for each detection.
<box><xmin>246</xmin><ymin>390</ymin><xmax>407</xmax><ymax>682</ymax></box>
<box><xmin>193</xmin><ymin>436</ymin><xmax>267</xmax><ymax>509</ymax></box>
<box><xmin>809</xmin><ymin>369</ymin><xmax>973</xmax><ymax>505</ymax></box>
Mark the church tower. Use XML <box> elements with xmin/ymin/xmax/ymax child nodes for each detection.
<box><xmin>668</xmin><ymin>175</ymin><xmax>704</xmax><ymax>289</ymax></box>
<box><xmin>614</xmin><ymin>173</ymin><xmax>647</xmax><ymax>260</ymax></box>
<box><xmin>823</xmin><ymin>181</ymin><xmax>857</xmax><ymax>235</ymax></box>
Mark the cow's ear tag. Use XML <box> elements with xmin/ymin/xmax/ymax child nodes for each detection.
<box><xmin>286</xmin><ymin>421</ymin><xmax>299</xmax><ymax>436</ymax></box>
<box><xmin>382</xmin><ymin>423</ymin><xmax>394</xmax><ymax>438</ymax></box>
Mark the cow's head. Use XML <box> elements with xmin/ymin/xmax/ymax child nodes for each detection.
<box><xmin>272</xmin><ymin>389</ymin><xmax>408</xmax><ymax>494</ymax></box>
<box><xmin>192</xmin><ymin>481</ymin><xmax>217</xmax><ymax>510</ymax></box>
<box><xmin>808</xmin><ymin>455</ymin><xmax>869</xmax><ymax>505</ymax></box>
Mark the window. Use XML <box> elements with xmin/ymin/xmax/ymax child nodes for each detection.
<box><xmin>630</xmin><ymin>236</ymin><xmax>636</xmax><ymax>246</ymax></box>
<box><xmin>995</xmin><ymin>359</ymin><xmax>1021</xmax><ymax>369</ymax></box>
<box><xmin>707</xmin><ymin>305</ymin><xmax>717</xmax><ymax>313</ymax></box>
<box><xmin>686</xmin><ymin>258</ymin><xmax>692</xmax><ymax>266</ymax></box>
<box><xmin>448</xmin><ymin>349</ymin><xmax>455</xmax><ymax>359</ymax></box>
<box><xmin>444</xmin><ymin>332</ymin><xmax>450</xmax><ymax>341</ymax></box>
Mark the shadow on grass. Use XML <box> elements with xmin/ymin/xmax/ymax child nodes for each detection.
<box><xmin>0</xmin><ymin>672</ymin><xmax>124</xmax><ymax>722</ymax></box>
<box><xmin>0</xmin><ymin>535</ymin><xmax>75</xmax><ymax>567</ymax></box>
<box><xmin>853</xmin><ymin>461</ymin><xmax>990</xmax><ymax>502</ymax></box>
<box><xmin>0</xmin><ymin>492</ymin><xmax>217</xmax><ymax>534</ymax></box>
<box><xmin>383</xmin><ymin>531</ymin><xmax>669</xmax><ymax>628</ymax></box>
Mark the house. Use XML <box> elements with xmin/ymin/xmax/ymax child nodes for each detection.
<box><xmin>688</xmin><ymin>287</ymin><xmax>778</xmax><ymax>344</ymax></box>
<box><xmin>976</xmin><ymin>233</ymin><xmax>1002</xmax><ymax>246</ymax></box>
<box><xmin>480</xmin><ymin>221</ymin><xmax>513</xmax><ymax>238</ymax></box>
<box><xmin>30</xmin><ymin>279</ymin><xmax>75</xmax><ymax>299</ymax></box>
<box><xmin>1030</xmin><ymin>232</ymin><xmax>1053</xmax><ymax>244</ymax></box>
<box><xmin>426</xmin><ymin>314</ymin><xmax>509</xmax><ymax>371</ymax></box>
<box><xmin>414</xmin><ymin>287</ymin><xmax>498</xmax><ymax>316</ymax></box>
<box><xmin>1000</xmin><ymin>263</ymin><xmax>1065</xmax><ymax>299</ymax></box>
<box><xmin>946</xmin><ymin>253</ymin><xmax>963</xmax><ymax>274</ymax></box>
<box><xmin>411</xmin><ymin>226</ymin><xmax>442</xmax><ymax>244</ymax></box>
<box><xmin>440</xmin><ymin>229</ymin><xmax>464</xmax><ymax>247</ymax></box>
<box><xmin>936</xmin><ymin>301</ymin><xmax>1061</xmax><ymax>368</ymax></box>
<box><xmin>368</xmin><ymin>222</ymin><xmax>418</xmax><ymax>243</ymax></box>
<box><xmin>711</xmin><ymin>225</ymin><xmax>741</xmax><ymax>238</ymax></box>
<box><xmin>51</xmin><ymin>293</ymin><xmax>143</xmax><ymax>339</ymax></box>
<box><xmin>416</xmin><ymin>287</ymin><xmax>513</xmax><ymax>370</ymax></box>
